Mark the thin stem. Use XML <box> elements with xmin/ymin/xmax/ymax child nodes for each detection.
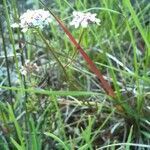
<box><xmin>37</xmin><ymin>29</ymin><xmax>68</xmax><ymax>81</ymax></box>
<box><xmin>0</xmin><ymin>17</ymin><xmax>13</xmax><ymax>107</ymax></box>
<box><xmin>64</xmin><ymin>28</ymin><xmax>85</xmax><ymax>68</ymax></box>
<box><xmin>3</xmin><ymin>0</ymin><xmax>22</xmax><ymax>82</ymax></box>
<box><xmin>40</xmin><ymin>1</ymin><xmax>115</xmax><ymax>97</ymax></box>
<box><xmin>11</xmin><ymin>0</ymin><xmax>30</xmax><ymax>133</ymax></box>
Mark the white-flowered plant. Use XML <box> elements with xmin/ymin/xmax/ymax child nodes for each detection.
<box><xmin>11</xmin><ymin>9</ymin><xmax>53</xmax><ymax>32</ymax></box>
<box><xmin>70</xmin><ymin>11</ymin><xmax>100</xmax><ymax>28</ymax></box>
<box><xmin>20</xmin><ymin>60</ymin><xmax>39</xmax><ymax>76</ymax></box>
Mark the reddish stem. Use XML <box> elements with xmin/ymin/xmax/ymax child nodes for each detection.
<box><xmin>48</xmin><ymin>10</ymin><xmax>115</xmax><ymax>97</ymax></box>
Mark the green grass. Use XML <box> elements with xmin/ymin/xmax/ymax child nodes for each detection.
<box><xmin>0</xmin><ymin>0</ymin><xmax>150</xmax><ymax>149</ymax></box>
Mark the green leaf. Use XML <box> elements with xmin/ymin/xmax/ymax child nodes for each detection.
<box><xmin>44</xmin><ymin>132</ymin><xmax>69</xmax><ymax>150</ymax></box>
<box><xmin>11</xmin><ymin>137</ymin><xmax>23</xmax><ymax>150</ymax></box>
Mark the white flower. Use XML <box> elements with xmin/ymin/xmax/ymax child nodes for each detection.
<box><xmin>20</xmin><ymin>60</ymin><xmax>39</xmax><ymax>76</ymax></box>
<box><xmin>70</xmin><ymin>11</ymin><xmax>100</xmax><ymax>28</ymax></box>
<box><xmin>11</xmin><ymin>9</ymin><xmax>53</xmax><ymax>32</ymax></box>
<box><xmin>11</xmin><ymin>23</ymin><xmax>20</xmax><ymax>28</ymax></box>
<box><xmin>20</xmin><ymin>66</ymin><xmax>27</xmax><ymax>76</ymax></box>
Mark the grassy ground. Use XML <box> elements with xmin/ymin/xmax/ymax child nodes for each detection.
<box><xmin>0</xmin><ymin>0</ymin><xmax>150</xmax><ymax>149</ymax></box>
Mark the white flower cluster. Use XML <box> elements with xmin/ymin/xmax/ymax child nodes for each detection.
<box><xmin>20</xmin><ymin>60</ymin><xmax>39</xmax><ymax>76</ymax></box>
<box><xmin>11</xmin><ymin>9</ymin><xmax>53</xmax><ymax>32</ymax></box>
<box><xmin>70</xmin><ymin>11</ymin><xmax>100</xmax><ymax>28</ymax></box>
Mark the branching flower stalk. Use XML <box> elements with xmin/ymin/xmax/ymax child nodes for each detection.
<box><xmin>11</xmin><ymin>8</ymin><xmax>69</xmax><ymax>84</ymax></box>
<box><xmin>37</xmin><ymin>29</ymin><xmax>68</xmax><ymax>81</ymax></box>
<box><xmin>40</xmin><ymin>1</ymin><xmax>115</xmax><ymax>97</ymax></box>
<box><xmin>56</xmin><ymin>19</ymin><xmax>115</xmax><ymax>97</ymax></box>
<box><xmin>11</xmin><ymin>5</ymin><xmax>115</xmax><ymax>97</ymax></box>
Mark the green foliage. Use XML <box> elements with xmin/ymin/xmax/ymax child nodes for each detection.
<box><xmin>0</xmin><ymin>0</ymin><xmax>149</xmax><ymax>149</ymax></box>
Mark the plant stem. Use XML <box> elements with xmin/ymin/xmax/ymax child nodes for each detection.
<box><xmin>39</xmin><ymin>1</ymin><xmax>115</xmax><ymax>97</ymax></box>
<box><xmin>37</xmin><ymin>29</ymin><xmax>68</xmax><ymax>81</ymax></box>
<box><xmin>3</xmin><ymin>0</ymin><xmax>22</xmax><ymax>83</ymax></box>
<box><xmin>0</xmin><ymin>17</ymin><xmax>13</xmax><ymax>107</ymax></box>
<box><xmin>64</xmin><ymin>28</ymin><xmax>85</xmax><ymax>68</ymax></box>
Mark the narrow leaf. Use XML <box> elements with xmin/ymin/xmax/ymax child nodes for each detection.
<box><xmin>40</xmin><ymin>1</ymin><xmax>115</xmax><ymax>97</ymax></box>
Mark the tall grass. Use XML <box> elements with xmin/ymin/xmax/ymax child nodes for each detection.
<box><xmin>0</xmin><ymin>0</ymin><xmax>149</xmax><ymax>149</ymax></box>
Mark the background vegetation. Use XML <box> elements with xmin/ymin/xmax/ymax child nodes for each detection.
<box><xmin>0</xmin><ymin>0</ymin><xmax>149</xmax><ymax>149</ymax></box>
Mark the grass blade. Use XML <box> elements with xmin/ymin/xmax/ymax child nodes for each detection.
<box><xmin>40</xmin><ymin>0</ymin><xmax>115</xmax><ymax>97</ymax></box>
<box><xmin>44</xmin><ymin>132</ymin><xmax>69</xmax><ymax>150</ymax></box>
